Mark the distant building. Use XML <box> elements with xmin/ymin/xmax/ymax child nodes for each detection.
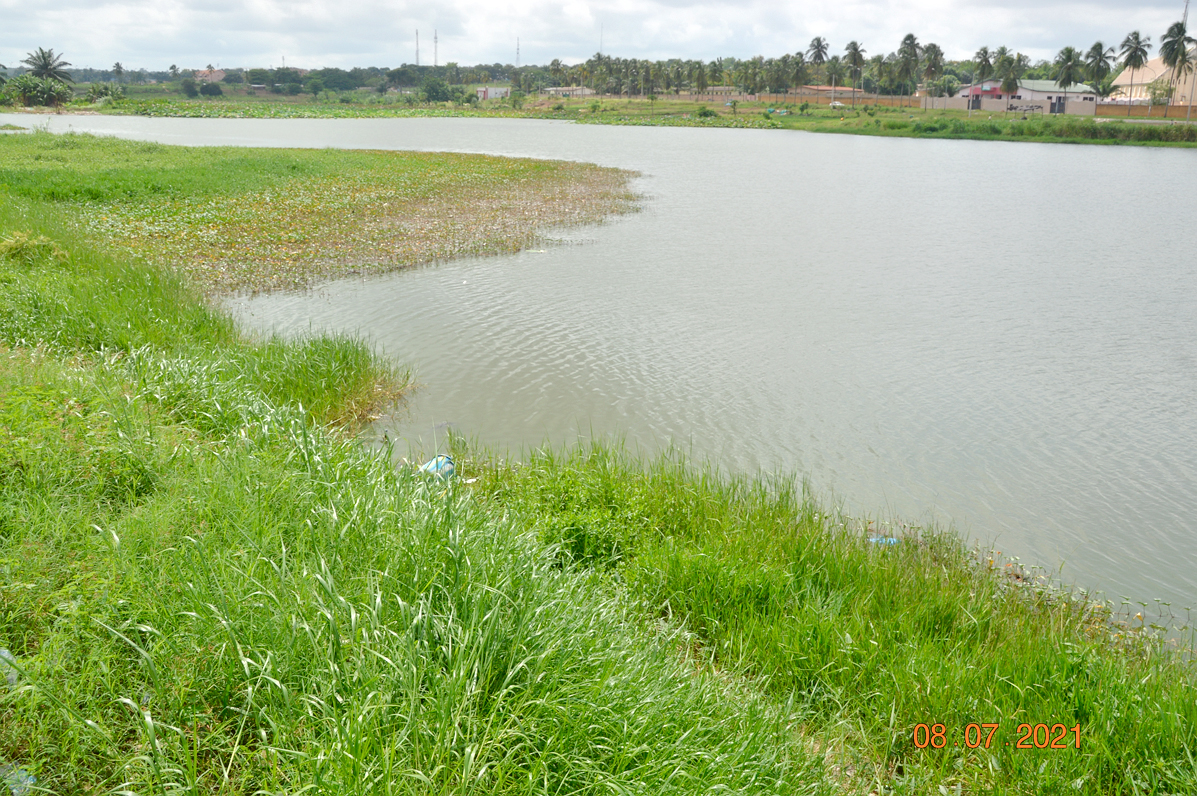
<box><xmin>1109</xmin><ymin>56</ymin><xmax>1194</xmax><ymax>105</ymax></box>
<box><xmin>193</xmin><ymin>69</ymin><xmax>226</xmax><ymax>84</ymax></box>
<box><xmin>542</xmin><ymin>86</ymin><xmax>595</xmax><ymax>97</ymax></box>
<box><xmin>959</xmin><ymin>78</ymin><xmax>1095</xmax><ymax>112</ymax></box>
<box><xmin>476</xmin><ymin>86</ymin><xmax>510</xmax><ymax>100</ymax></box>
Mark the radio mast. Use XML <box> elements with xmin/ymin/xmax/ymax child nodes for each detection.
<box><xmin>416</xmin><ymin>30</ymin><xmax>420</xmax><ymax>66</ymax></box>
<box><xmin>434</xmin><ymin>30</ymin><xmax>438</xmax><ymax>67</ymax></box>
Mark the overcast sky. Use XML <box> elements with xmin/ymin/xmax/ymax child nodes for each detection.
<box><xmin>1</xmin><ymin>0</ymin><xmax>1188</xmax><ymax>73</ymax></box>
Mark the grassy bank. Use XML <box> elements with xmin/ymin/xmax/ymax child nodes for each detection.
<box><xmin>1</xmin><ymin>154</ymin><xmax>828</xmax><ymax>792</ymax></box>
<box><xmin>45</xmin><ymin>94</ymin><xmax>1196</xmax><ymax>145</ymax></box>
<box><xmin>3</xmin><ymin>131</ymin><xmax>1196</xmax><ymax>795</ymax></box>
<box><xmin>465</xmin><ymin>443</ymin><xmax>1197</xmax><ymax>794</ymax></box>
<box><xmin>1</xmin><ymin>132</ymin><xmax>635</xmax><ymax>293</ymax></box>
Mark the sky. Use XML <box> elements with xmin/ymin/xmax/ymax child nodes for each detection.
<box><xmin>0</xmin><ymin>0</ymin><xmax>1188</xmax><ymax>73</ymax></box>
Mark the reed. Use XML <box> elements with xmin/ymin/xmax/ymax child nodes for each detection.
<box><xmin>1</xmin><ymin>145</ymin><xmax>824</xmax><ymax>794</ymax></box>
<box><xmin>468</xmin><ymin>441</ymin><xmax>1197</xmax><ymax>795</ymax></box>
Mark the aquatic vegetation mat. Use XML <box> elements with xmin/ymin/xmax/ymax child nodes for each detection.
<box><xmin>0</xmin><ymin>132</ymin><xmax>636</xmax><ymax>293</ymax></box>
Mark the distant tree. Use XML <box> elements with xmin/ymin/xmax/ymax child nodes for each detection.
<box><xmin>199</xmin><ymin>81</ymin><xmax>223</xmax><ymax>96</ymax></box>
<box><xmin>222</xmin><ymin>71</ymin><xmax>243</xmax><ymax>84</ymax></box>
<box><xmin>21</xmin><ymin>48</ymin><xmax>73</xmax><ymax>82</ymax></box>
<box><xmin>971</xmin><ymin>46</ymin><xmax>993</xmax><ymax>114</ymax></box>
<box><xmin>284</xmin><ymin>82</ymin><xmax>302</xmax><ymax>95</ymax></box>
<box><xmin>306</xmin><ymin>77</ymin><xmax>324</xmax><ymax>97</ymax></box>
<box><xmin>420</xmin><ymin>75</ymin><xmax>451</xmax><ymax>102</ymax></box>
<box><xmin>995</xmin><ymin>52</ymin><xmax>1026</xmax><ymax>114</ymax></box>
<box><xmin>180</xmin><ymin>77</ymin><xmax>198</xmax><ymax>97</ymax></box>
<box><xmin>1084</xmin><ymin>42</ymin><xmax>1115</xmax><ymax>92</ymax></box>
<box><xmin>806</xmin><ymin>36</ymin><xmax>829</xmax><ymax>84</ymax></box>
<box><xmin>896</xmin><ymin>34</ymin><xmax>921</xmax><ymax>106</ymax></box>
<box><xmin>922</xmin><ymin>43</ymin><xmax>945</xmax><ymax>109</ymax></box>
<box><xmin>824</xmin><ymin>55</ymin><xmax>846</xmax><ymax>102</ymax></box>
<box><xmin>169</xmin><ymin>64</ymin><xmax>179</xmax><ymax>79</ymax></box>
<box><xmin>1052</xmin><ymin>46</ymin><xmax>1085</xmax><ymax>110</ymax></box>
<box><xmin>1159</xmin><ymin>21</ymin><xmax>1195</xmax><ymax>117</ymax></box>
<box><xmin>844</xmin><ymin>40</ymin><xmax>866</xmax><ymax>107</ymax></box>
<box><xmin>245</xmin><ymin>68</ymin><xmax>271</xmax><ymax>85</ymax></box>
<box><xmin>112</xmin><ymin>62</ymin><xmax>124</xmax><ymax>83</ymax></box>
<box><xmin>1119</xmin><ymin>31</ymin><xmax>1152</xmax><ymax>117</ymax></box>
<box><xmin>273</xmin><ymin>67</ymin><xmax>301</xmax><ymax>85</ymax></box>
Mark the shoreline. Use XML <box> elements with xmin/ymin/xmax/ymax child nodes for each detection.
<box><xmin>2</xmin><ymin>130</ymin><xmax>1195</xmax><ymax>795</ymax></box>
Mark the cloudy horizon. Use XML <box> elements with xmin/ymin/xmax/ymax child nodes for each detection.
<box><xmin>1</xmin><ymin>0</ymin><xmax>1189</xmax><ymax>73</ymax></box>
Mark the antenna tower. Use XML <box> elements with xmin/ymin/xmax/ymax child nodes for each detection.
<box><xmin>516</xmin><ymin>38</ymin><xmax>520</xmax><ymax>68</ymax></box>
<box><xmin>416</xmin><ymin>30</ymin><xmax>420</xmax><ymax>66</ymax></box>
<box><xmin>434</xmin><ymin>30</ymin><xmax>438</xmax><ymax>67</ymax></box>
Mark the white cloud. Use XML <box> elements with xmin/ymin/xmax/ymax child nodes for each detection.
<box><xmin>0</xmin><ymin>0</ymin><xmax>1186</xmax><ymax>71</ymax></box>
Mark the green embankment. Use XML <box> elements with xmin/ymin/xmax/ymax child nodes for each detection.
<box><xmin>2</xmin><ymin>132</ymin><xmax>1195</xmax><ymax>795</ymax></box>
<box><xmin>72</xmin><ymin>94</ymin><xmax>1197</xmax><ymax>145</ymax></box>
<box><xmin>0</xmin><ymin>136</ymin><xmax>825</xmax><ymax>794</ymax></box>
<box><xmin>467</xmin><ymin>445</ymin><xmax>1197</xmax><ymax>794</ymax></box>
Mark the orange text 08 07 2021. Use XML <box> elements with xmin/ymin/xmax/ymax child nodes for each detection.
<box><xmin>913</xmin><ymin>723</ymin><xmax>1081</xmax><ymax>750</ymax></box>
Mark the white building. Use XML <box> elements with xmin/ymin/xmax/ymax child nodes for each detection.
<box><xmin>476</xmin><ymin>86</ymin><xmax>510</xmax><ymax>100</ymax></box>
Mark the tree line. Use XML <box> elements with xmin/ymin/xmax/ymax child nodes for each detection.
<box><xmin>5</xmin><ymin>18</ymin><xmax>1195</xmax><ymax>111</ymax></box>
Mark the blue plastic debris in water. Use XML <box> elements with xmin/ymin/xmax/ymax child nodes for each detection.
<box><xmin>1</xmin><ymin>763</ymin><xmax>36</xmax><ymax>796</ymax></box>
<box><xmin>418</xmin><ymin>454</ymin><xmax>455</xmax><ymax>480</ymax></box>
<box><xmin>869</xmin><ymin>537</ymin><xmax>900</xmax><ymax>546</ymax></box>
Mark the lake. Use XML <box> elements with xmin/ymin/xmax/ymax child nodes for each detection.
<box><xmin>9</xmin><ymin>112</ymin><xmax>1197</xmax><ymax>615</ymax></box>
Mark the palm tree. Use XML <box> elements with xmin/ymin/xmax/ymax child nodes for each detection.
<box><xmin>922</xmin><ymin>43</ymin><xmax>944</xmax><ymax>109</ymax></box>
<box><xmin>995</xmin><ymin>52</ymin><xmax>1024</xmax><ymax>114</ymax></box>
<box><xmin>1119</xmin><ymin>31</ymin><xmax>1152</xmax><ymax>117</ymax></box>
<box><xmin>21</xmin><ymin>48</ymin><xmax>73</xmax><ymax>82</ymax></box>
<box><xmin>112</xmin><ymin>62</ymin><xmax>124</xmax><ymax>84</ymax></box>
<box><xmin>844</xmin><ymin>41</ymin><xmax>866</xmax><ymax>108</ymax></box>
<box><xmin>866</xmin><ymin>54</ymin><xmax>885</xmax><ymax>102</ymax></box>
<box><xmin>825</xmin><ymin>56</ymin><xmax>846</xmax><ymax>104</ymax></box>
<box><xmin>897</xmin><ymin>34</ymin><xmax>921</xmax><ymax>107</ymax></box>
<box><xmin>971</xmin><ymin>46</ymin><xmax>993</xmax><ymax>115</ymax></box>
<box><xmin>1084</xmin><ymin>42</ymin><xmax>1114</xmax><ymax>98</ymax></box>
<box><xmin>1160</xmin><ymin>21</ymin><xmax>1196</xmax><ymax>117</ymax></box>
<box><xmin>790</xmin><ymin>53</ymin><xmax>809</xmax><ymax>100</ymax></box>
<box><xmin>807</xmin><ymin>37</ymin><xmax>829</xmax><ymax>86</ymax></box>
<box><xmin>1052</xmin><ymin>46</ymin><xmax>1086</xmax><ymax>113</ymax></box>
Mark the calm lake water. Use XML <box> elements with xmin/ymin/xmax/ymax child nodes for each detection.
<box><xmin>9</xmin><ymin>113</ymin><xmax>1197</xmax><ymax>613</ymax></box>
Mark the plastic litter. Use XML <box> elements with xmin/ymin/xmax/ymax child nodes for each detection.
<box><xmin>0</xmin><ymin>763</ymin><xmax>36</xmax><ymax>796</ymax></box>
<box><xmin>869</xmin><ymin>537</ymin><xmax>900</xmax><ymax>546</ymax></box>
<box><xmin>417</xmin><ymin>454</ymin><xmax>455</xmax><ymax>480</ymax></box>
<box><xmin>0</xmin><ymin>649</ymin><xmax>17</xmax><ymax>687</ymax></box>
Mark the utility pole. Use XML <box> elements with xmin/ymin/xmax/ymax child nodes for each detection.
<box><xmin>416</xmin><ymin>30</ymin><xmax>420</xmax><ymax>67</ymax></box>
<box><xmin>516</xmin><ymin>38</ymin><xmax>520</xmax><ymax>69</ymax></box>
<box><xmin>434</xmin><ymin>30</ymin><xmax>438</xmax><ymax>67</ymax></box>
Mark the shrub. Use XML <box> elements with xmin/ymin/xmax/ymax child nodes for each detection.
<box><xmin>86</xmin><ymin>83</ymin><xmax>126</xmax><ymax>102</ymax></box>
<box><xmin>284</xmin><ymin>82</ymin><xmax>302</xmax><ymax>95</ymax></box>
<box><xmin>696</xmin><ymin>105</ymin><xmax>717</xmax><ymax>118</ymax></box>
<box><xmin>552</xmin><ymin>102</ymin><xmax>565</xmax><ymax>111</ymax></box>
<box><xmin>180</xmin><ymin>78</ymin><xmax>198</xmax><ymax>97</ymax></box>
<box><xmin>199</xmin><ymin>82</ymin><xmax>223</xmax><ymax>97</ymax></box>
<box><xmin>3</xmin><ymin>74</ymin><xmax>73</xmax><ymax>107</ymax></box>
<box><xmin>884</xmin><ymin>119</ymin><xmax>909</xmax><ymax>130</ymax></box>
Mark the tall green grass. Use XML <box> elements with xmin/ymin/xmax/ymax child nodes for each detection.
<box><xmin>469</xmin><ymin>442</ymin><xmax>1197</xmax><ymax>795</ymax></box>
<box><xmin>1</xmin><ymin>162</ymin><xmax>828</xmax><ymax>792</ymax></box>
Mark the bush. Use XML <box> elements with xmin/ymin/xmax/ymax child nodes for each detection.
<box><xmin>86</xmin><ymin>83</ymin><xmax>126</xmax><ymax>102</ymax></box>
<box><xmin>552</xmin><ymin>102</ymin><xmax>565</xmax><ymax>111</ymax></box>
<box><xmin>198</xmin><ymin>82</ymin><xmax>223</xmax><ymax>97</ymax></box>
<box><xmin>696</xmin><ymin>105</ymin><xmax>717</xmax><ymax>118</ymax></box>
<box><xmin>284</xmin><ymin>82</ymin><xmax>302</xmax><ymax>95</ymax></box>
<box><xmin>3</xmin><ymin>75</ymin><xmax>73</xmax><ymax>107</ymax></box>
<box><xmin>180</xmin><ymin>78</ymin><xmax>198</xmax><ymax>98</ymax></box>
